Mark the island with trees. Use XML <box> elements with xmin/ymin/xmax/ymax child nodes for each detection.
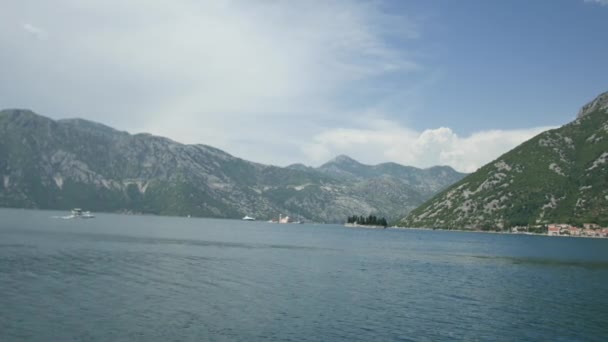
<box><xmin>345</xmin><ymin>215</ymin><xmax>388</xmax><ymax>229</ymax></box>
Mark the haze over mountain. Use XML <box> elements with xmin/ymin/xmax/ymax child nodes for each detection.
<box><xmin>401</xmin><ymin>91</ymin><xmax>608</xmax><ymax>229</ymax></box>
<box><xmin>0</xmin><ymin>109</ymin><xmax>466</xmax><ymax>222</ymax></box>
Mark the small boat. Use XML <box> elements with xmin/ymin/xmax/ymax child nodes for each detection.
<box><xmin>70</xmin><ymin>208</ymin><xmax>95</xmax><ymax>219</ymax></box>
<box><xmin>242</xmin><ymin>215</ymin><xmax>256</xmax><ymax>221</ymax></box>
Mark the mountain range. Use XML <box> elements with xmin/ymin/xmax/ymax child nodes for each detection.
<box><xmin>0</xmin><ymin>109</ymin><xmax>466</xmax><ymax>222</ymax></box>
<box><xmin>400</xmin><ymin>91</ymin><xmax>608</xmax><ymax>229</ymax></box>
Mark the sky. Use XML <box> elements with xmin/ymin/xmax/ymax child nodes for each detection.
<box><xmin>1</xmin><ymin>0</ymin><xmax>607</xmax><ymax>172</ymax></box>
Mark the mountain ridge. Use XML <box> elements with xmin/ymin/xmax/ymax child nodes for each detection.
<box><xmin>0</xmin><ymin>109</ymin><xmax>467</xmax><ymax>222</ymax></box>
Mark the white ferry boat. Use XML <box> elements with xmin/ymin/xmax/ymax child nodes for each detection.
<box><xmin>242</xmin><ymin>215</ymin><xmax>256</xmax><ymax>221</ymax></box>
<box><xmin>70</xmin><ymin>208</ymin><xmax>95</xmax><ymax>219</ymax></box>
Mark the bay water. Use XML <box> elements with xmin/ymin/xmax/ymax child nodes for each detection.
<box><xmin>1</xmin><ymin>208</ymin><xmax>607</xmax><ymax>341</ymax></box>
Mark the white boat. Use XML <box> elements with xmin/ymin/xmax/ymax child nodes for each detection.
<box><xmin>70</xmin><ymin>208</ymin><xmax>95</xmax><ymax>219</ymax></box>
<box><xmin>242</xmin><ymin>215</ymin><xmax>256</xmax><ymax>221</ymax></box>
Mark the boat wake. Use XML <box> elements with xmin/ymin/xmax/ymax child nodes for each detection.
<box><xmin>51</xmin><ymin>215</ymin><xmax>78</xmax><ymax>220</ymax></box>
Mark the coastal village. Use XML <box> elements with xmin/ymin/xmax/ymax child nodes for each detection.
<box><xmin>545</xmin><ymin>223</ymin><xmax>608</xmax><ymax>238</ymax></box>
<box><xmin>511</xmin><ymin>223</ymin><xmax>608</xmax><ymax>238</ymax></box>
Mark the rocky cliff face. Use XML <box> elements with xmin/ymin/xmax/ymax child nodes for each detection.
<box><xmin>400</xmin><ymin>91</ymin><xmax>608</xmax><ymax>229</ymax></box>
<box><xmin>0</xmin><ymin>109</ymin><xmax>466</xmax><ymax>222</ymax></box>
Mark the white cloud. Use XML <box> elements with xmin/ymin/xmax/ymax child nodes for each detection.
<box><xmin>21</xmin><ymin>23</ymin><xmax>47</xmax><ymax>40</ymax></box>
<box><xmin>303</xmin><ymin>119</ymin><xmax>554</xmax><ymax>172</ymax></box>
<box><xmin>584</xmin><ymin>0</ymin><xmax>608</xmax><ymax>5</ymax></box>
<box><xmin>0</xmin><ymin>0</ymin><xmax>424</xmax><ymax>166</ymax></box>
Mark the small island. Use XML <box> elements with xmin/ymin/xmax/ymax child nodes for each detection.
<box><xmin>345</xmin><ymin>215</ymin><xmax>388</xmax><ymax>229</ymax></box>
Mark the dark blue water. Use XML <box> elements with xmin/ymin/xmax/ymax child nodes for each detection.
<box><xmin>1</xmin><ymin>208</ymin><xmax>607</xmax><ymax>341</ymax></box>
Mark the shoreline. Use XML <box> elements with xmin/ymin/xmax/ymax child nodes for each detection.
<box><xmin>393</xmin><ymin>226</ymin><xmax>608</xmax><ymax>239</ymax></box>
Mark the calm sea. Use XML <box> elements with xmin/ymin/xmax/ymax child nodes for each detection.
<box><xmin>1</xmin><ymin>208</ymin><xmax>607</xmax><ymax>341</ymax></box>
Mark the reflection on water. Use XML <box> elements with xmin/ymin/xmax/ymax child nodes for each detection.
<box><xmin>1</xmin><ymin>208</ymin><xmax>608</xmax><ymax>341</ymax></box>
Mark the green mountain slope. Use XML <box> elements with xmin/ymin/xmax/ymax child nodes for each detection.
<box><xmin>400</xmin><ymin>91</ymin><xmax>608</xmax><ymax>229</ymax></box>
<box><xmin>0</xmin><ymin>109</ymin><xmax>466</xmax><ymax>222</ymax></box>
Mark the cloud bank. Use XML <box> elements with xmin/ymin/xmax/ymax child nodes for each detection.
<box><xmin>303</xmin><ymin>119</ymin><xmax>553</xmax><ymax>173</ymax></box>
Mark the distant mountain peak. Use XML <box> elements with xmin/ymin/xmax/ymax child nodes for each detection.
<box><xmin>326</xmin><ymin>154</ymin><xmax>360</xmax><ymax>165</ymax></box>
<box><xmin>577</xmin><ymin>91</ymin><xmax>608</xmax><ymax>119</ymax></box>
<box><xmin>0</xmin><ymin>108</ymin><xmax>46</xmax><ymax>121</ymax></box>
<box><xmin>424</xmin><ymin>165</ymin><xmax>458</xmax><ymax>172</ymax></box>
<box><xmin>286</xmin><ymin>163</ymin><xmax>311</xmax><ymax>171</ymax></box>
<box><xmin>0</xmin><ymin>108</ymin><xmax>36</xmax><ymax>116</ymax></box>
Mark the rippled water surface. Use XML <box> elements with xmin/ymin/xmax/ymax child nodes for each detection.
<box><xmin>1</xmin><ymin>208</ymin><xmax>608</xmax><ymax>341</ymax></box>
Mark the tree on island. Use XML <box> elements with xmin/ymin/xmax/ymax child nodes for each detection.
<box><xmin>347</xmin><ymin>215</ymin><xmax>388</xmax><ymax>227</ymax></box>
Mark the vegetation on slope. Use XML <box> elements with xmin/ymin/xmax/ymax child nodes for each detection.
<box><xmin>400</xmin><ymin>92</ymin><xmax>608</xmax><ymax>229</ymax></box>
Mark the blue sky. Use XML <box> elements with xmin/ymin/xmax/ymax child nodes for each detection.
<box><xmin>389</xmin><ymin>0</ymin><xmax>608</xmax><ymax>133</ymax></box>
<box><xmin>1</xmin><ymin>0</ymin><xmax>607</xmax><ymax>172</ymax></box>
